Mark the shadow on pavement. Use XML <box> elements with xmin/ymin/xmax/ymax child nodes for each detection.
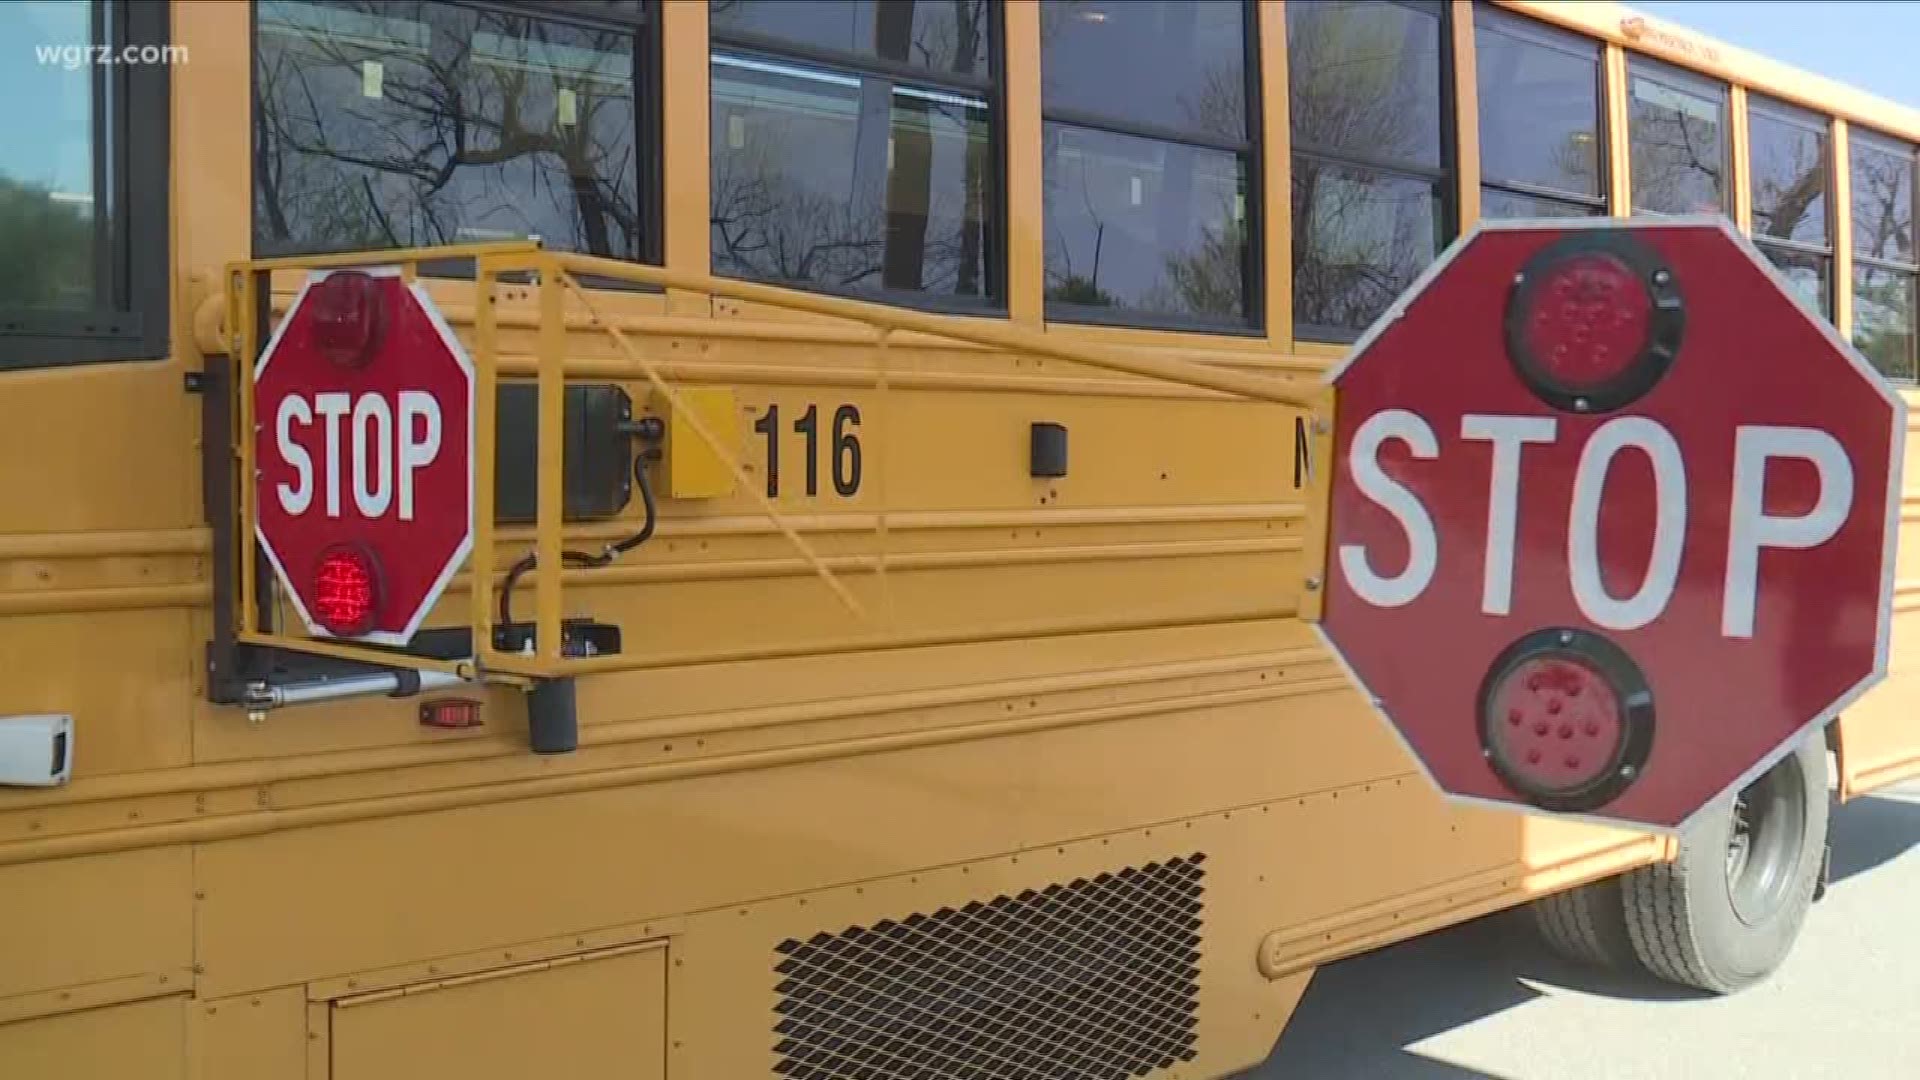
<box><xmin>1827</xmin><ymin>789</ymin><xmax>1920</xmax><ymax>885</ymax></box>
<box><xmin>1248</xmin><ymin>906</ymin><xmax>1701</xmax><ymax>1079</ymax></box>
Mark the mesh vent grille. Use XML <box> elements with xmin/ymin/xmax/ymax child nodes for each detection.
<box><xmin>772</xmin><ymin>854</ymin><xmax>1206</xmax><ymax>1080</ymax></box>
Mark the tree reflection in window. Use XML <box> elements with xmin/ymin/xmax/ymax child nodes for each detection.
<box><xmin>1627</xmin><ymin>59</ymin><xmax>1726</xmax><ymax>216</ymax></box>
<box><xmin>708</xmin><ymin>1</ymin><xmax>996</xmax><ymax>302</ymax></box>
<box><xmin>1288</xmin><ymin>0</ymin><xmax>1449</xmax><ymax>341</ymax></box>
<box><xmin>253</xmin><ymin>1</ymin><xmax>648</xmax><ymax>260</ymax></box>
<box><xmin>1748</xmin><ymin>98</ymin><xmax>1831</xmax><ymax>319</ymax></box>
<box><xmin>1851</xmin><ymin>131</ymin><xmax>1918</xmax><ymax>380</ymax></box>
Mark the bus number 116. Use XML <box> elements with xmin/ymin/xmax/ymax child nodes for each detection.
<box><xmin>754</xmin><ymin>403</ymin><xmax>863</xmax><ymax>499</ymax></box>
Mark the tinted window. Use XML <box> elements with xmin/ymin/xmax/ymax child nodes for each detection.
<box><xmin>1851</xmin><ymin>133</ymin><xmax>1915</xmax><ymax>266</ymax></box>
<box><xmin>1040</xmin><ymin>0</ymin><xmax>1255</xmax><ymax>328</ymax></box>
<box><xmin>1627</xmin><ymin>59</ymin><xmax>1726</xmax><ymax>215</ymax></box>
<box><xmin>1289</xmin><ymin>0</ymin><xmax>1443</xmax><ymax>169</ymax></box>
<box><xmin>1289</xmin><ymin>0</ymin><xmax>1449</xmax><ymax>339</ymax></box>
<box><xmin>255</xmin><ymin>0</ymin><xmax>651</xmax><ymax>260</ymax></box>
<box><xmin>1</xmin><ymin>1</ymin><xmax>96</xmax><ymax>311</ymax></box>
<box><xmin>711</xmin><ymin>56</ymin><xmax>993</xmax><ymax>297</ymax></box>
<box><xmin>1854</xmin><ymin>263</ymin><xmax>1916</xmax><ymax>381</ymax></box>
<box><xmin>710</xmin><ymin>1</ymin><xmax>991</xmax><ymax>78</ymax></box>
<box><xmin>1040</xmin><ymin>0</ymin><xmax>1246</xmax><ymax>141</ymax></box>
<box><xmin>4</xmin><ymin>0</ymin><xmax>170</xmax><ymax>367</ymax></box>
<box><xmin>1749</xmin><ymin>104</ymin><xmax>1828</xmax><ymax>245</ymax></box>
<box><xmin>1475</xmin><ymin>12</ymin><xmax>1602</xmax><ymax>200</ymax></box>
<box><xmin>1041</xmin><ymin>125</ymin><xmax>1247</xmax><ymax>318</ymax></box>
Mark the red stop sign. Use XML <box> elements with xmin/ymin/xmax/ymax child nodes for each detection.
<box><xmin>254</xmin><ymin>268</ymin><xmax>474</xmax><ymax>646</ymax></box>
<box><xmin>1320</xmin><ymin>219</ymin><xmax>1905</xmax><ymax>831</ymax></box>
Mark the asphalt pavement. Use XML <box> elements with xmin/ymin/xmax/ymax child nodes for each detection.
<box><xmin>1245</xmin><ymin>779</ymin><xmax>1920</xmax><ymax>1079</ymax></box>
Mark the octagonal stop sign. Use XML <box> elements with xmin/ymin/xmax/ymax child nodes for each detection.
<box><xmin>253</xmin><ymin>267</ymin><xmax>474</xmax><ymax>646</ymax></box>
<box><xmin>1320</xmin><ymin>218</ymin><xmax>1906</xmax><ymax>831</ymax></box>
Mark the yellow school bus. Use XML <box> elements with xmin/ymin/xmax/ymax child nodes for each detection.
<box><xmin>2</xmin><ymin>1</ymin><xmax>1917</xmax><ymax>1077</ymax></box>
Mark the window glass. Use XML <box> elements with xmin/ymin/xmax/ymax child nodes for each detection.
<box><xmin>1</xmin><ymin>1</ymin><xmax>98</xmax><ymax>310</ymax></box>
<box><xmin>1292</xmin><ymin>164</ymin><xmax>1442</xmax><ymax>337</ymax></box>
<box><xmin>1628</xmin><ymin>60</ymin><xmax>1726</xmax><ymax>215</ymax></box>
<box><xmin>710</xmin><ymin>0</ymin><xmax>991</xmax><ymax>79</ymax></box>
<box><xmin>1758</xmin><ymin>245</ymin><xmax>1830</xmax><ymax>318</ymax></box>
<box><xmin>1481</xmin><ymin>188</ymin><xmax>1600</xmax><ymax>220</ymax></box>
<box><xmin>1041</xmin><ymin>124</ymin><xmax>1247</xmax><ymax>320</ymax></box>
<box><xmin>1289</xmin><ymin>0</ymin><xmax>1449</xmax><ymax>339</ymax></box>
<box><xmin>1288</xmin><ymin>0</ymin><xmax>1442</xmax><ymax>169</ymax></box>
<box><xmin>1853</xmin><ymin>264</ymin><xmax>1916</xmax><ymax>381</ymax></box>
<box><xmin>1851</xmin><ymin>134</ymin><xmax>1915</xmax><ymax>267</ymax></box>
<box><xmin>1040</xmin><ymin>0</ymin><xmax>1245</xmax><ymax>142</ymax></box>
<box><xmin>710</xmin><ymin>54</ymin><xmax>993</xmax><ymax>298</ymax></box>
<box><xmin>1749</xmin><ymin>105</ymin><xmax>1828</xmax><ymax>245</ymax></box>
<box><xmin>1475</xmin><ymin>14</ymin><xmax>1602</xmax><ymax>199</ymax></box>
<box><xmin>254</xmin><ymin>0</ymin><xmax>648</xmax><ymax>259</ymax></box>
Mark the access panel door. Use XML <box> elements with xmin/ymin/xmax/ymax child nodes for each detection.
<box><xmin>330</xmin><ymin>943</ymin><xmax>666</xmax><ymax>1080</ymax></box>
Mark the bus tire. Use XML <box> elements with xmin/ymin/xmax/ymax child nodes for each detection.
<box><xmin>1527</xmin><ymin>877</ymin><xmax>1638</xmax><ymax>970</ymax></box>
<box><xmin>1621</xmin><ymin>736</ymin><xmax>1828</xmax><ymax>994</ymax></box>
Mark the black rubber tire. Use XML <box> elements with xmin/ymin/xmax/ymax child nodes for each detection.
<box><xmin>1528</xmin><ymin>875</ymin><xmax>1639</xmax><ymax>970</ymax></box>
<box><xmin>1621</xmin><ymin>736</ymin><xmax>1829</xmax><ymax>993</ymax></box>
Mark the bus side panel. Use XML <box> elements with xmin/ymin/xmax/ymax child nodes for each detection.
<box><xmin>0</xmin><ymin>996</ymin><xmax>186</xmax><ymax>1080</ymax></box>
<box><xmin>0</xmin><ymin>846</ymin><xmax>191</xmax><ymax>1002</ymax></box>
<box><xmin>1836</xmin><ymin>402</ymin><xmax>1920</xmax><ymax>799</ymax></box>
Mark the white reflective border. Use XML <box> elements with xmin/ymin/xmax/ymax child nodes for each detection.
<box><xmin>1316</xmin><ymin>214</ymin><xmax>1909</xmax><ymax>837</ymax></box>
<box><xmin>252</xmin><ymin>266</ymin><xmax>478</xmax><ymax>648</ymax></box>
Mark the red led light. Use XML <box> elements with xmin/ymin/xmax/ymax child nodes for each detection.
<box><xmin>420</xmin><ymin>698</ymin><xmax>484</xmax><ymax>730</ymax></box>
<box><xmin>1484</xmin><ymin>655</ymin><xmax>1625</xmax><ymax>794</ymax></box>
<box><xmin>1520</xmin><ymin>252</ymin><xmax>1652</xmax><ymax>389</ymax></box>
<box><xmin>312</xmin><ymin>544</ymin><xmax>382</xmax><ymax>637</ymax></box>
<box><xmin>307</xmin><ymin>270</ymin><xmax>387</xmax><ymax>370</ymax></box>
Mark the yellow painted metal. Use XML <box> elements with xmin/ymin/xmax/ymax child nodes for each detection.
<box><xmin>6</xmin><ymin>4</ymin><xmax>1920</xmax><ymax>1077</ymax></box>
<box><xmin>328</xmin><ymin>944</ymin><xmax>666</xmax><ymax>1080</ymax></box>
<box><xmin>657</xmin><ymin>387</ymin><xmax>740</xmax><ymax>499</ymax></box>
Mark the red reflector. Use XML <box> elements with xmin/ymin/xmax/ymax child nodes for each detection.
<box><xmin>1520</xmin><ymin>252</ymin><xmax>1651</xmax><ymax>389</ymax></box>
<box><xmin>308</xmin><ymin>270</ymin><xmax>387</xmax><ymax>370</ymax></box>
<box><xmin>420</xmin><ymin>698</ymin><xmax>484</xmax><ymax>729</ymax></box>
<box><xmin>1484</xmin><ymin>655</ymin><xmax>1624</xmax><ymax>794</ymax></box>
<box><xmin>312</xmin><ymin>544</ymin><xmax>382</xmax><ymax>637</ymax></box>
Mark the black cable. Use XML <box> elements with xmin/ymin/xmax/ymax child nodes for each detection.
<box><xmin>498</xmin><ymin>449</ymin><xmax>658</xmax><ymax>628</ymax></box>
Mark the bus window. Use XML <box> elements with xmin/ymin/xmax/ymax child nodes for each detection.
<box><xmin>1627</xmin><ymin>56</ymin><xmax>1727</xmax><ymax>216</ymax></box>
<box><xmin>1</xmin><ymin>0</ymin><xmax>169</xmax><ymax>368</ymax></box>
<box><xmin>1038</xmin><ymin>0</ymin><xmax>1256</xmax><ymax>330</ymax></box>
<box><xmin>1850</xmin><ymin>129</ymin><xmax>1918</xmax><ymax>381</ymax></box>
<box><xmin>1289</xmin><ymin>0</ymin><xmax>1451</xmax><ymax>342</ymax></box>
<box><xmin>253</xmin><ymin>1</ymin><xmax>655</xmax><ymax>263</ymax></box>
<box><xmin>709</xmin><ymin>1</ymin><xmax>998</xmax><ymax>307</ymax></box>
<box><xmin>1474</xmin><ymin>9</ymin><xmax>1605</xmax><ymax>220</ymax></box>
<box><xmin>1747</xmin><ymin>97</ymin><xmax>1832</xmax><ymax>319</ymax></box>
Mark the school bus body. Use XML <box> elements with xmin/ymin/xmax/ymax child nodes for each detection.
<box><xmin>0</xmin><ymin>2</ymin><xmax>1916</xmax><ymax>1078</ymax></box>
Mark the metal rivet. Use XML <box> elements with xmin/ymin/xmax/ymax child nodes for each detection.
<box><xmin>1557</xmin><ymin>630</ymin><xmax>1574</xmax><ymax>645</ymax></box>
<box><xmin>1573</xmin><ymin>398</ymin><xmax>1591</xmax><ymax>412</ymax></box>
<box><xmin>1304</xmin><ymin>576</ymin><xmax>1322</xmax><ymax>591</ymax></box>
<box><xmin>1620</xmin><ymin>764</ymin><xmax>1637</xmax><ymax>779</ymax></box>
<box><xmin>1652</xmin><ymin>269</ymin><xmax>1672</xmax><ymax>286</ymax></box>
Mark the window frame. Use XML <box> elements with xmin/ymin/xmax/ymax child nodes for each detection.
<box><xmin>1848</xmin><ymin>125</ymin><xmax>1919</xmax><ymax>382</ymax></box>
<box><xmin>707</xmin><ymin>1</ymin><xmax>1009</xmax><ymax>314</ymax></box>
<box><xmin>1038</xmin><ymin>0</ymin><xmax>1266</xmax><ymax>335</ymax></box>
<box><xmin>1624</xmin><ymin>53</ymin><xmax>1731</xmax><ymax>218</ymax></box>
<box><xmin>1745</xmin><ymin>94</ymin><xmax>1834</xmax><ymax>319</ymax></box>
<box><xmin>247</xmin><ymin>0</ymin><xmax>666</xmax><ymax>276</ymax></box>
<box><xmin>1</xmin><ymin>0</ymin><xmax>172</xmax><ymax>371</ymax></box>
<box><xmin>1289</xmin><ymin>0</ymin><xmax>1457</xmax><ymax>344</ymax></box>
<box><xmin>1472</xmin><ymin>6</ymin><xmax>1608</xmax><ymax>218</ymax></box>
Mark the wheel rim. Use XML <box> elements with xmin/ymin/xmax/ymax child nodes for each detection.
<box><xmin>1725</xmin><ymin>755</ymin><xmax>1808</xmax><ymax>926</ymax></box>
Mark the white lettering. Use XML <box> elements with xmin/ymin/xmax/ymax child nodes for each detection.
<box><xmin>351</xmin><ymin>393</ymin><xmax>393</xmax><ymax>518</ymax></box>
<box><xmin>275</xmin><ymin>396</ymin><xmax>314</xmax><ymax>515</ymax></box>
<box><xmin>313</xmin><ymin>392</ymin><xmax>352</xmax><ymax>518</ymax></box>
<box><xmin>1338</xmin><ymin>409</ymin><xmax>1439</xmax><ymax>608</ymax></box>
<box><xmin>1723</xmin><ymin>426</ymin><xmax>1854</xmax><ymax>638</ymax></box>
<box><xmin>397</xmin><ymin>391</ymin><xmax>442</xmax><ymax>521</ymax></box>
<box><xmin>1568</xmin><ymin>417</ymin><xmax>1687</xmax><ymax>630</ymax></box>
<box><xmin>1462</xmin><ymin>414</ymin><xmax>1559</xmax><ymax>615</ymax></box>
